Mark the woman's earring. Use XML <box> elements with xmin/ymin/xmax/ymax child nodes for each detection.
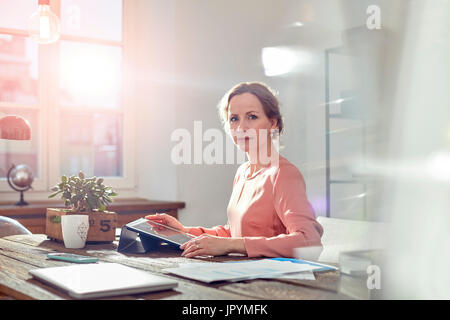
<box><xmin>270</xmin><ymin>129</ymin><xmax>279</xmax><ymax>138</ymax></box>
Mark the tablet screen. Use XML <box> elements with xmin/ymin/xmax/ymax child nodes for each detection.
<box><xmin>126</xmin><ymin>218</ymin><xmax>194</xmax><ymax>246</ymax></box>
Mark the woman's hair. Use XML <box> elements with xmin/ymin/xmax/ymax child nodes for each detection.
<box><xmin>217</xmin><ymin>82</ymin><xmax>284</xmax><ymax>135</ymax></box>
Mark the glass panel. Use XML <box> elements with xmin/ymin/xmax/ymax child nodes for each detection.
<box><xmin>0</xmin><ymin>0</ymin><xmax>37</xmax><ymax>30</ymax></box>
<box><xmin>328</xmin><ymin>52</ymin><xmax>359</xmax><ymax>116</ymax></box>
<box><xmin>59</xmin><ymin>41</ymin><xmax>122</xmax><ymax>109</ymax></box>
<box><xmin>60</xmin><ymin>112</ymin><xmax>123</xmax><ymax>177</ymax></box>
<box><xmin>0</xmin><ymin>35</ymin><xmax>39</xmax><ymax>104</ymax></box>
<box><xmin>328</xmin><ymin>51</ymin><xmax>366</xmax><ymax>181</ymax></box>
<box><xmin>61</xmin><ymin>0</ymin><xmax>123</xmax><ymax>41</ymax></box>
<box><xmin>330</xmin><ymin>183</ymin><xmax>366</xmax><ymax>220</ymax></box>
<box><xmin>329</xmin><ymin>117</ymin><xmax>364</xmax><ymax>180</ymax></box>
<box><xmin>0</xmin><ymin>107</ymin><xmax>39</xmax><ymax>179</ymax></box>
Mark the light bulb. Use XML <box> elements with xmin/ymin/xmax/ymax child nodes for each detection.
<box><xmin>29</xmin><ymin>0</ymin><xmax>60</xmax><ymax>44</ymax></box>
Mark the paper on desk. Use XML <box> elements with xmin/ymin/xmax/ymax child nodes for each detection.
<box><xmin>175</xmin><ymin>263</ymin><xmax>317</xmax><ymax>281</ymax></box>
<box><xmin>163</xmin><ymin>259</ymin><xmax>323</xmax><ymax>283</ymax></box>
<box><xmin>176</xmin><ymin>262</ymin><xmax>316</xmax><ymax>281</ymax></box>
<box><xmin>261</xmin><ymin>270</ymin><xmax>316</xmax><ymax>281</ymax></box>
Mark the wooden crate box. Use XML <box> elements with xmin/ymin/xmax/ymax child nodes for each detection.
<box><xmin>46</xmin><ymin>208</ymin><xmax>117</xmax><ymax>243</ymax></box>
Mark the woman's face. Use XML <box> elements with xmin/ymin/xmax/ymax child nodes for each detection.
<box><xmin>228</xmin><ymin>92</ymin><xmax>277</xmax><ymax>153</ymax></box>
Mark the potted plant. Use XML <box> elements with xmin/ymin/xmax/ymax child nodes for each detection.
<box><xmin>46</xmin><ymin>171</ymin><xmax>119</xmax><ymax>243</ymax></box>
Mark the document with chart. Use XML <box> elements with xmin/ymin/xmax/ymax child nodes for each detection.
<box><xmin>163</xmin><ymin>259</ymin><xmax>325</xmax><ymax>283</ymax></box>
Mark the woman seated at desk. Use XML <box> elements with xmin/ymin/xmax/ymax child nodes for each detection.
<box><xmin>147</xmin><ymin>82</ymin><xmax>323</xmax><ymax>258</ymax></box>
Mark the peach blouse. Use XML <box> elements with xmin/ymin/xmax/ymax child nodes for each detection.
<box><xmin>187</xmin><ymin>156</ymin><xmax>323</xmax><ymax>258</ymax></box>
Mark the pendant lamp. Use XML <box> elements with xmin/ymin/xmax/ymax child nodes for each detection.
<box><xmin>29</xmin><ymin>0</ymin><xmax>60</xmax><ymax>44</ymax></box>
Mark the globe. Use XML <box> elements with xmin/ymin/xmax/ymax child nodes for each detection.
<box><xmin>9</xmin><ymin>164</ymin><xmax>34</xmax><ymax>189</ymax></box>
<box><xmin>7</xmin><ymin>164</ymin><xmax>34</xmax><ymax>206</ymax></box>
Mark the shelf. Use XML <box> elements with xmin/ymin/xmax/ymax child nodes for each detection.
<box><xmin>329</xmin><ymin>179</ymin><xmax>369</xmax><ymax>184</ymax></box>
<box><xmin>328</xmin><ymin>113</ymin><xmax>364</xmax><ymax>120</ymax></box>
<box><xmin>0</xmin><ymin>198</ymin><xmax>186</xmax><ymax>234</ymax></box>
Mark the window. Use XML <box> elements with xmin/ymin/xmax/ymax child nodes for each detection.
<box><xmin>0</xmin><ymin>0</ymin><xmax>135</xmax><ymax>193</ymax></box>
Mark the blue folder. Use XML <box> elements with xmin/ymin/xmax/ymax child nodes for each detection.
<box><xmin>270</xmin><ymin>257</ymin><xmax>337</xmax><ymax>272</ymax></box>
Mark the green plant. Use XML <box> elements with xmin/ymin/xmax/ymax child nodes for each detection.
<box><xmin>49</xmin><ymin>171</ymin><xmax>118</xmax><ymax>212</ymax></box>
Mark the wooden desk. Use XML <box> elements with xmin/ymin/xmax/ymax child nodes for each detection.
<box><xmin>0</xmin><ymin>234</ymin><xmax>348</xmax><ymax>300</ymax></box>
<box><xmin>0</xmin><ymin>198</ymin><xmax>185</xmax><ymax>234</ymax></box>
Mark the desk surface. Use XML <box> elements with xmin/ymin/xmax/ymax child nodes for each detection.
<box><xmin>0</xmin><ymin>234</ymin><xmax>348</xmax><ymax>300</ymax></box>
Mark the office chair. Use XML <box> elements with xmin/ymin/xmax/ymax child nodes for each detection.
<box><xmin>0</xmin><ymin>216</ymin><xmax>32</xmax><ymax>237</ymax></box>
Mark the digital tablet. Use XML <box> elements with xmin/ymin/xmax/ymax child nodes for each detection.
<box><xmin>125</xmin><ymin>218</ymin><xmax>194</xmax><ymax>247</ymax></box>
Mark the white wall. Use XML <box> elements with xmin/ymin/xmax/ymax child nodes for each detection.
<box><xmin>133</xmin><ymin>0</ymin><xmax>178</xmax><ymax>202</ymax></box>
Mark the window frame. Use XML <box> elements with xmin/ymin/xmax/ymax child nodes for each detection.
<box><xmin>0</xmin><ymin>0</ymin><xmax>136</xmax><ymax>196</ymax></box>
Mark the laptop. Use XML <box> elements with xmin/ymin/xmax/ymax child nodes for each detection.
<box><xmin>29</xmin><ymin>263</ymin><xmax>178</xmax><ymax>299</ymax></box>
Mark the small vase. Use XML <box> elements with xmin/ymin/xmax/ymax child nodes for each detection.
<box><xmin>61</xmin><ymin>214</ymin><xmax>89</xmax><ymax>248</ymax></box>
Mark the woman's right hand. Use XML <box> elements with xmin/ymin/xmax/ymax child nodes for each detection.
<box><xmin>145</xmin><ymin>213</ymin><xmax>187</xmax><ymax>233</ymax></box>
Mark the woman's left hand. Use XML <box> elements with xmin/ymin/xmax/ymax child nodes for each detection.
<box><xmin>180</xmin><ymin>235</ymin><xmax>233</xmax><ymax>258</ymax></box>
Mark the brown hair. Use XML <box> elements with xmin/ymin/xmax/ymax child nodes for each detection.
<box><xmin>218</xmin><ymin>82</ymin><xmax>284</xmax><ymax>135</ymax></box>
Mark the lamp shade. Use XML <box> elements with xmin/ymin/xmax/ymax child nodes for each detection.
<box><xmin>0</xmin><ymin>115</ymin><xmax>31</xmax><ymax>140</ymax></box>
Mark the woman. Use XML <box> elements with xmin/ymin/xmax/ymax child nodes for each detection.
<box><xmin>147</xmin><ymin>82</ymin><xmax>323</xmax><ymax>258</ymax></box>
